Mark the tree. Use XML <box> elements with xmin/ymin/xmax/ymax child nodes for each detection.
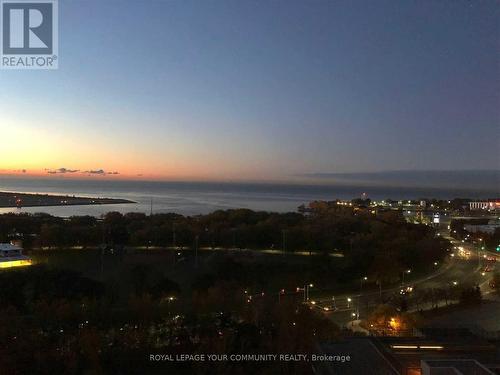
<box><xmin>459</xmin><ymin>285</ymin><xmax>482</xmax><ymax>306</ymax></box>
<box><xmin>491</xmin><ymin>273</ymin><xmax>500</xmax><ymax>296</ymax></box>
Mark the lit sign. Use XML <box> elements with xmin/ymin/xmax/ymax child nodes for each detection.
<box><xmin>0</xmin><ymin>259</ymin><xmax>32</xmax><ymax>268</ymax></box>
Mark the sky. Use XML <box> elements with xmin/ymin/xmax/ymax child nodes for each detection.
<box><xmin>0</xmin><ymin>0</ymin><xmax>498</xmax><ymax>182</ymax></box>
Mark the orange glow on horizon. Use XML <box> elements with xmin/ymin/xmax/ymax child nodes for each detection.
<box><xmin>0</xmin><ymin>114</ymin><xmax>289</xmax><ymax>182</ymax></box>
<box><xmin>0</xmin><ymin>167</ymin><xmax>283</xmax><ymax>182</ymax></box>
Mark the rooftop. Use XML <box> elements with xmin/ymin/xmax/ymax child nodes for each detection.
<box><xmin>0</xmin><ymin>243</ymin><xmax>22</xmax><ymax>252</ymax></box>
<box><xmin>319</xmin><ymin>336</ymin><xmax>500</xmax><ymax>375</ymax></box>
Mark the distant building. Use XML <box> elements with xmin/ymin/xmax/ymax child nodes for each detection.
<box><xmin>0</xmin><ymin>243</ymin><xmax>32</xmax><ymax>269</ymax></box>
<box><xmin>469</xmin><ymin>200</ymin><xmax>500</xmax><ymax>211</ymax></box>
<box><xmin>464</xmin><ymin>219</ymin><xmax>500</xmax><ymax>234</ymax></box>
<box><xmin>433</xmin><ymin>213</ymin><xmax>440</xmax><ymax>225</ymax></box>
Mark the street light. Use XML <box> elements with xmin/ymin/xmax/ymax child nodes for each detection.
<box><xmin>358</xmin><ymin>276</ymin><xmax>368</xmax><ymax>318</ymax></box>
<box><xmin>360</xmin><ymin>276</ymin><xmax>367</xmax><ymax>293</ymax></box>
<box><xmin>297</xmin><ymin>284</ymin><xmax>314</xmax><ymax>302</ymax></box>
<box><xmin>278</xmin><ymin>288</ymin><xmax>285</xmax><ymax>303</ymax></box>
<box><xmin>351</xmin><ymin>312</ymin><xmax>357</xmax><ymax>327</ymax></box>
<box><xmin>402</xmin><ymin>269</ymin><xmax>411</xmax><ymax>286</ymax></box>
<box><xmin>304</xmin><ymin>284</ymin><xmax>313</xmax><ymax>301</ymax></box>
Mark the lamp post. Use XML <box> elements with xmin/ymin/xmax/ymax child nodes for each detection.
<box><xmin>306</xmin><ymin>283</ymin><xmax>313</xmax><ymax>301</ymax></box>
<box><xmin>360</xmin><ymin>276</ymin><xmax>367</xmax><ymax>294</ymax></box>
<box><xmin>477</xmin><ymin>238</ymin><xmax>483</xmax><ymax>268</ymax></box>
<box><xmin>358</xmin><ymin>276</ymin><xmax>367</xmax><ymax>319</ymax></box>
<box><xmin>402</xmin><ymin>269</ymin><xmax>411</xmax><ymax>287</ymax></box>
<box><xmin>278</xmin><ymin>289</ymin><xmax>285</xmax><ymax>303</ymax></box>
<box><xmin>194</xmin><ymin>235</ymin><xmax>199</xmax><ymax>268</ymax></box>
<box><xmin>297</xmin><ymin>283</ymin><xmax>313</xmax><ymax>302</ymax></box>
<box><xmin>172</xmin><ymin>222</ymin><xmax>176</xmax><ymax>249</ymax></box>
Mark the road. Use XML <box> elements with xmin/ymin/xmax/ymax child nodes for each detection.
<box><xmin>309</xmin><ymin>227</ymin><xmax>499</xmax><ymax>327</ymax></box>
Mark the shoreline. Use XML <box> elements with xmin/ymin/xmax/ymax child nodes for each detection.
<box><xmin>0</xmin><ymin>191</ymin><xmax>135</xmax><ymax>208</ymax></box>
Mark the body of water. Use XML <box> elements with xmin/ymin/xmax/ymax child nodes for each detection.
<box><xmin>0</xmin><ymin>177</ymin><xmax>498</xmax><ymax>217</ymax></box>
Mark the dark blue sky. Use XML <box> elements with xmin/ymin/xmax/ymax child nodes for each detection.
<box><xmin>1</xmin><ymin>0</ymin><xmax>498</xmax><ymax>181</ymax></box>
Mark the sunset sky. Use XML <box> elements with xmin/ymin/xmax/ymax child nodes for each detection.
<box><xmin>0</xmin><ymin>0</ymin><xmax>498</xmax><ymax>181</ymax></box>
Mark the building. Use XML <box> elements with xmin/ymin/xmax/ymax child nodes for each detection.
<box><xmin>319</xmin><ymin>335</ymin><xmax>500</xmax><ymax>375</ymax></box>
<box><xmin>464</xmin><ymin>219</ymin><xmax>500</xmax><ymax>234</ymax></box>
<box><xmin>421</xmin><ymin>359</ymin><xmax>494</xmax><ymax>375</ymax></box>
<box><xmin>0</xmin><ymin>243</ymin><xmax>32</xmax><ymax>268</ymax></box>
<box><xmin>469</xmin><ymin>200</ymin><xmax>500</xmax><ymax>211</ymax></box>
